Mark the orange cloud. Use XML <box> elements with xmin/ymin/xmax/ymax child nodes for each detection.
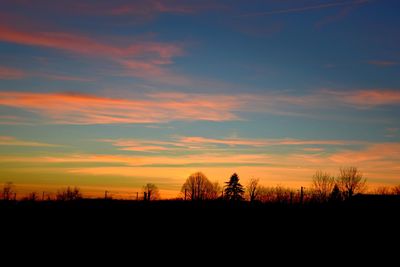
<box><xmin>330</xmin><ymin>143</ymin><xmax>400</xmax><ymax>164</ymax></box>
<box><xmin>0</xmin><ymin>66</ymin><xmax>26</xmax><ymax>79</ymax></box>
<box><xmin>0</xmin><ymin>153</ymin><xmax>272</xmax><ymax>168</ymax></box>
<box><xmin>0</xmin><ymin>91</ymin><xmax>241</xmax><ymax>124</ymax></box>
<box><xmin>179</xmin><ymin>136</ymin><xmax>355</xmax><ymax>147</ymax></box>
<box><xmin>2</xmin><ymin>141</ymin><xmax>399</xmax><ymax>194</ymax></box>
<box><xmin>1</xmin><ymin>89</ymin><xmax>398</xmax><ymax>125</ymax></box>
<box><xmin>99</xmin><ymin>136</ymin><xmax>355</xmax><ymax>153</ymax></box>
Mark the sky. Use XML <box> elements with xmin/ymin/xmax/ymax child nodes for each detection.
<box><xmin>0</xmin><ymin>0</ymin><xmax>399</xmax><ymax>199</ymax></box>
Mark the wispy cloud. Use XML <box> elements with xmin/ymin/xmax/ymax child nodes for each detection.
<box><xmin>0</xmin><ymin>136</ymin><xmax>59</xmax><ymax>147</ymax></box>
<box><xmin>3</xmin><ymin>141</ymin><xmax>399</xmax><ymax>185</ymax></box>
<box><xmin>385</xmin><ymin>128</ymin><xmax>399</xmax><ymax>138</ymax></box>
<box><xmin>368</xmin><ymin>60</ymin><xmax>399</xmax><ymax>67</ymax></box>
<box><xmin>0</xmin><ymin>25</ymin><xmax>182</xmax><ymax>58</ymax></box>
<box><xmin>179</xmin><ymin>136</ymin><xmax>353</xmax><ymax>147</ymax></box>
<box><xmin>110</xmin><ymin>0</ymin><xmax>196</xmax><ymax>16</ymax></box>
<box><xmin>330</xmin><ymin>143</ymin><xmax>400</xmax><ymax>164</ymax></box>
<box><xmin>0</xmin><ymin>91</ymin><xmax>241</xmax><ymax>124</ymax></box>
<box><xmin>336</xmin><ymin>90</ymin><xmax>400</xmax><ymax>107</ymax></box>
<box><xmin>0</xmin><ymin>66</ymin><xmax>26</xmax><ymax>79</ymax></box>
<box><xmin>0</xmin><ymin>89</ymin><xmax>398</xmax><ymax>125</ymax></box>
<box><xmin>99</xmin><ymin>139</ymin><xmax>181</xmax><ymax>152</ymax></box>
<box><xmin>37</xmin><ymin>73</ymin><xmax>95</xmax><ymax>82</ymax></box>
<box><xmin>98</xmin><ymin>136</ymin><xmax>360</xmax><ymax>154</ymax></box>
<box><xmin>0</xmin><ymin>24</ymin><xmax>184</xmax><ymax>84</ymax></box>
<box><xmin>239</xmin><ymin>0</ymin><xmax>370</xmax><ymax>17</ymax></box>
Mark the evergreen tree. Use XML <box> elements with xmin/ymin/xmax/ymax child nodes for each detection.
<box><xmin>224</xmin><ymin>173</ymin><xmax>245</xmax><ymax>201</ymax></box>
<box><xmin>330</xmin><ymin>184</ymin><xmax>342</xmax><ymax>202</ymax></box>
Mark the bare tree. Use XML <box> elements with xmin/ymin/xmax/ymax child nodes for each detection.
<box><xmin>374</xmin><ymin>186</ymin><xmax>392</xmax><ymax>195</ymax></box>
<box><xmin>247</xmin><ymin>178</ymin><xmax>260</xmax><ymax>202</ymax></box>
<box><xmin>181</xmin><ymin>172</ymin><xmax>214</xmax><ymax>201</ymax></box>
<box><xmin>337</xmin><ymin>167</ymin><xmax>366</xmax><ymax>199</ymax></box>
<box><xmin>23</xmin><ymin>192</ymin><xmax>39</xmax><ymax>201</ymax></box>
<box><xmin>274</xmin><ymin>185</ymin><xmax>293</xmax><ymax>204</ymax></box>
<box><xmin>255</xmin><ymin>185</ymin><xmax>295</xmax><ymax>204</ymax></box>
<box><xmin>311</xmin><ymin>171</ymin><xmax>335</xmax><ymax>202</ymax></box>
<box><xmin>142</xmin><ymin>183</ymin><xmax>160</xmax><ymax>201</ymax></box>
<box><xmin>2</xmin><ymin>182</ymin><xmax>15</xmax><ymax>201</ymax></box>
<box><xmin>56</xmin><ymin>186</ymin><xmax>82</xmax><ymax>201</ymax></box>
<box><xmin>392</xmin><ymin>185</ymin><xmax>400</xmax><ymax>195</ymax></box>
<box><xmin>256</xmin><ymin>186</ymin><xmax>274</xmax><ymax>203</ymax></box>
<box><xmin>208</xmin><ymin>181</ymin><xmax>221</xmax><ymax>200</ymax></box>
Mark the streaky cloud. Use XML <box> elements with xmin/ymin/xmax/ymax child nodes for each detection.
<box><xmin>239</xmin><ymin>0</ymin><xmax>370</xmax><ymax>17</ymax></box>
<box><xmin>0</xmin><ymin>136</ymin><xmax>60</xmax><ymax>147</ymax></box>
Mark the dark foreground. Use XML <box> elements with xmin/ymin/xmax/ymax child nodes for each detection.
<box><xmin>2</xmin><ymin>194</ymin><xmax>400</xmax><ymax>228</ymax></box>
<box><xmin>2</xmin><ymin>195</ymin><xmax>399</xmax><ymax>258</ymax></box>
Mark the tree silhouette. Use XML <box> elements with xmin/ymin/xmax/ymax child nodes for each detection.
<box><xmin>224</xmin><ymin>173</ymin><xmax>244</xmax><ymax>201</ymax></box>
<box><xmin>374</xmin><ymin>186</ymin><xmax>392</xmax><ymax>195</ymax></box>
<box><xmin>181</xmin><ymin>172</ymin><xmax>215</xmax><ymax>201</ymax></box>
<box><xmin>311</xmin><ymin>170</ymin><xmax>335</xmax><ymax>202</ymax></box>
<box><xmin>209</xmin><ymin>181</ymin><xmax>222</xmax><ymax>200</ymax></box>
<box><xmin>142</xmin><ymin>183</ymin><xmax>160</xmax><ymax>201</ymax></box>
<box><xmin>337</xmin><ymin>167</ymin><xmax>366</xmax><ymax>199</ymax></box>
<box><xmin>247</xmin><ymin>178</ymin><xmax>259</xmax><ymax>202</ymax></box>
<box><xmin>330</xmin><ymin>184</ymin><xmax>342</xmax><ymax>202</ymax></box>
<box><xmin>392</xmin><ymin>185</ymin><xmax>400</xmax><ymax>195</ymax></box>
<box><xmin>2</xmin><ymin>182</ymin><xmax>15</xmax><ymax>201</ymax></box>
<box><xmin>23</xmin><ymin>192</ymin><xmax>38</xmax><ymax>201</ymax></box>
<box><xmin>56</xmin><ymin>187</ymin><xmax>82</xmax><ymax>201</ymax></box>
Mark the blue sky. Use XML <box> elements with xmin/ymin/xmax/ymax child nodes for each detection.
<box><xmin>0</xmin><ymin>0</ymin><xmax>399</xmax><ymax>198</ymax></box>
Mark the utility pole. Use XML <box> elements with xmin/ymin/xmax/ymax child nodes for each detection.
<box><xmin>300</xmin><ymin>186</ymin><xmax>304</xmax><ymax>205</ymax></box>
<box><xmin>136</xmin><ymin>192</ymin><xmax>139</xmax><ymax>201</ymax></box>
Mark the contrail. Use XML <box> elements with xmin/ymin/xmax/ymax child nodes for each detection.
<box><xmin>238</xmin><ymin>0</ymin><xmax>370</xmax><ymax>17</ymax></box>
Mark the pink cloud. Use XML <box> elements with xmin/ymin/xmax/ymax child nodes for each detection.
<box><xmin>37</xmin><ymin>73</ymin><xmax>95</xmax><ymax>82</ymax></box>
<box><xmin>0</xmin><ymin>24</ymin><xmax>185</xmax><ymax>84</ymax></box>
<box><xmin>0</xmin><ymin>91</ymin><xmax>241</xmax><ymax>124</ymax></box>
<box><xmin>0</xmin><ymin>66</ymin><xmax>26</xmax><ymax>79</ymax></box>
<box><xmin>340</xmin><ymin>90</ymin><xmax>400</xmax><ymax>107</ymax></box>
<box><xmin>0</xmin><ymin>25</ymin><xmax>182</xmax><ymax>59</ymax></box>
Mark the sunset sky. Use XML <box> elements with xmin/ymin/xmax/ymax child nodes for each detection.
<box><xmin>0</xmin><ymin>0</ymin><xmax>399</xmax><ymax>198</ymax></box>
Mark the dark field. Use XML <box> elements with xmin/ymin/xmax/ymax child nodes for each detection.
<box><xmin>2</xmin><ymin>196</ymin><xmax>399</xmax><ymax>259</ymax></box>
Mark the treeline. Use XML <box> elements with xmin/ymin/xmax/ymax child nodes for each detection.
<box><xmin>2</xmin><ymin>166</ymin><xmax>400</xmax><ymax>203</ymax></box>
